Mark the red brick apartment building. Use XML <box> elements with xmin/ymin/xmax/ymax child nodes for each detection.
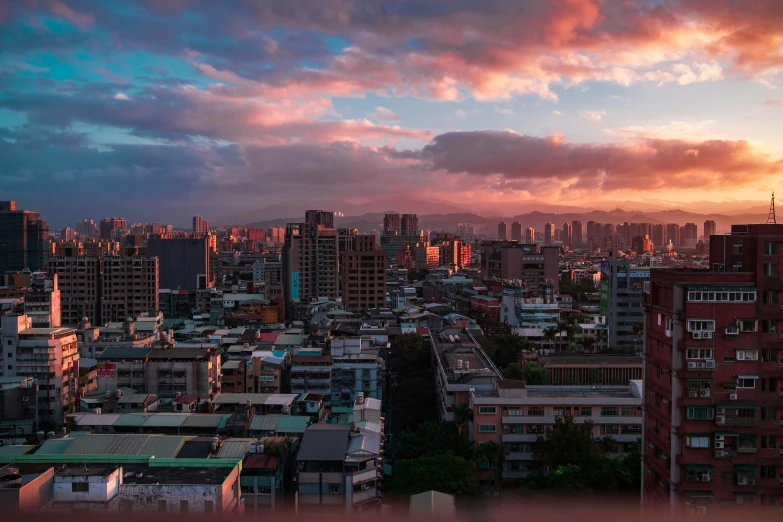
<box><xmin>643</xmin><ymin>223</ymin><xmax>783</xmax><ymax>514</ymax></box>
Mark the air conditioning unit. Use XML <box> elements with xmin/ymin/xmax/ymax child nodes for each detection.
<box><xmin>696</xmin><ymin>362</ymin><xmax>706</xmax><ymax>369</ymax></box>
<box><xmin>701</xmin><ymin>472</ymin><xmax>711</xmax><ymax>482</ymax></box>
<box><xmin>715</xmin><ymin>435</ymin><xmax>725</xmax><ymax>441</ymax></box>
<box><xmin>688</xmin><ymin>390</ymin><xmax>699</xmax><ymax>398</ymax></box>
<box><xmin>715</xmin><ymin>449</ymin><xmax>725</xmax><ymax>458</ymax></box>
<box><xmin>702</xmin><ymin>332</ymin><xmax>713</xmax><ymax>339</ymax></box>
<box><xmin>503</xmin><ymin>425</ymin><xmax>509</xmax><ymax>430</ymax></box>
<box><xmin>729</xmin><ymin>393</ymin><xmax>738</xmax><ymax>401</ymax></box>
<box><xmin>688</xmin><ymin>362</ymin><xmax>698</xmax><ymax>369</ymax></box>
<box><xmin>716</xmin><ymin>415</ymin><xmax>726</xmax><ymax>424</ymax></box>
<box><xmin>692</xmin><ymin>332</ymin><xmax>703</xmax><ymax>339</ymax></box>
<box><xmin>696</xmin><ymin>506</ymin><xmax>707</xmax><ymax>515</ymax></box>
<box><xmin>700</xmin><ymin>389</ymin><xmax>711</xmax><ymax>398</ymax></box>
<box><xmin>714</xmin><ymin>441</ymin><xmax>724</xmax><ymax>449</ymax></box>
<box><xmin>705</xmin><ymin>360</ymin><xmax>716</xmax><ymax>369</ymax></box>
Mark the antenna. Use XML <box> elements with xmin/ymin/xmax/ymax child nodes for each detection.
<box><xmin>767</xmin><ymin>192</ymin><xmax>777</xmax><ymax>224</ymax></box>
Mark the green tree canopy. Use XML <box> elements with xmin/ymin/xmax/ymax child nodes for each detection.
<box><xmin>396</xmin><ymin>421</ymin><xmax>474</xmax><ymax>460</ymax></box>
<box><xmin>522</xmin><ymin>362</ymin><xmax>549</xmax><ymax>385</ymax></box>
<box><xmin>393</xmin><ymin>454</ymin><xmax>478</xmax><ymax>496</ymax></box>
<box><xmin>534</xmin><ymin>416</ymin><xmax>603</xmax><ymax>470</ymax></box>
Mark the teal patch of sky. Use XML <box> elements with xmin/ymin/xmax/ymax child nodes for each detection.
<box><xmin>0</xmin><ymin>109</ymin><xmax>28</xmax><ymax>129</ymax></box>
<box><xmin>70</xmin><ymin>123</ymin><xmax>171</xmax><ymax>148</ymax></box>
<box><xmin>21</xmin><ymin>52</ymin><xmax>79</xmax><ymax>82</ymax></box>
<box><xmin>324</xmin><ymin>36</ymin><xmax>351</xmax><ymax>53</ymax></box>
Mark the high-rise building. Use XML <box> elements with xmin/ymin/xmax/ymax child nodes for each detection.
<box><xmin>99</xmin><ymin>217</ymin><xmax>126</xmax><ymax>241</ymax></box>
<box><xmin>340</xmin><ymin>235</ymin><xmax>386</xmax><ymax>313</ymax></box>
<box><xmin>100</xmin><ymin>250</ymin><xmax>159</xmax><ymax>323</ymax></box>
<box><xmin>430</xmin><ymin>233</ymin><xmax>471</xmax><ymax>268</ymax></box>
<box><xmin>562</xmin><ymin>222</ymin><xmax>573</xmax><ymax>246</ymax></box>
<box><xmin>703</xmin><ymin>220</ymin><xmax>716</xmax><ymax>240</ymax></box>
<box><xmin>283</xmin><ymin>211</ymin><xmax>340</xmax><ymax>312</ymax></box>
<box><xmin>631</xmin><ymin>234</ymin><xmax>654</xmax><ymax>254</ymax></box>
<box><xmin>0</xmin><ymin>200</ymin><xmax>49</xmax><ymax>273</ymax></box>
<box><xmin>572</xmin><ymin>220</ymin><xmax>583</xmax><ymax>247</ymax></box>
<box><xmin>544</xmin><ymin>223</ymin><xmax>555</xmax><ymax>245</ymax></box>
<box><xmin>599</xmin><ymin>260</ymin><xmax>649</xmax><ymax>349</ymax></box>
<box><xmin>480</xmin><ymin>241</ymin><xmax>559</xmax><ymax>295</ymax></box>
<box><xmin>457</xmin><ymin>223</ymin><xmax>475</xmax><ymax>242</ymax></box>
<box><xmin>525</xmin><ymin>228</ymin><xmax>535</xmax><ymax>244</ymax></box>
<box><xmin>383</xmin><ymin>213</ymin><xmax>401</xmax><ymax>235</ymax></box>
<box><xmin>666</xmin><ymin>223</ymin><xmax>681</xmax><ymax>247</ymax></box>
<box><xmin>76</xmin><ymin>218</ymin><xmax>98</xmax><ymax>237</ymax></box>
<box><xmin>510</xmin><ymin>222</ymin><xmax>522</xmax><ymax>243</ymax></box>
<box><xmin>192</xmin><ymin>215</ymin><xmax>209</xmax><ymax>237</ymax></box>
<box><xmin>147</xmin><ymin>237</ymin><xmax>210</xmax><ymax>291</ymax></box>
<box><xmin>380</xmin><ymin>231</ymin><xmax>423</xmax><ymax>262</ymax></box>
<box><xmin>401</xmin><ymin>214</ymin><xmax>419</xmax><ymax>236</ymax></box>
<box><xmin>652</xmin><ymin>224</ymin><xmax>666</xmax><ymax>247</ymax></box>
<box><xmin>683</xmin><ymin>222</ymin><xmax>698</xmax><ymax>247</ymax></box>
<box><xmin>24</xmin><ymin>272</ymin><xmax>61</xmax><ymax>328</ymax></box>
<box><xmin>1</xmin><ymin>314</ymin><xmax>79</xmax><ymax>428</ymax></box>
<box><xmin>644</xmin><ymin>225</ymin><xmax>783</xmax><ymax>512</ymax></box>
<box><xmin>602</xmin><ymin>223</ymin><xmax>615</xmax><ymax>244</ymax></box>
<box><xmin>49</xmin><ymin>255</ymin><xmax>101</xmax><ymax>325</ymax></box>
<box><xmin>498</xmin><ymin>222</ymin><xmax>508</xmax><ymax>241</ymax></box>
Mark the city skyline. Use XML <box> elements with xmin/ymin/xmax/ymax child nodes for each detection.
<box><xmin>2</xmin><ymin>1</ymin><xmax>783</xmax><ymax>225</ymax></box>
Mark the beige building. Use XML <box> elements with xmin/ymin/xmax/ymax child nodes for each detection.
<box><xmin>1</xmin><ymin>314</ymin><xmax>79</xmax><ymax>427</ymax></box>
<box><xmin>100</xmin><ymin>252</ymin><xmax>158</xmax><ymax>323</ymax></box>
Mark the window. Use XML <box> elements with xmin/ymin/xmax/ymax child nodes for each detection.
<box><xmin>736</xmin><ymin>349</ymin><xmax>759</xmax><ymax>361</ymax></box>
<box><xmin>763</xmin><ymin>320</ymin><xmax>778</xmax><ymax>334</ymax></box>
<box><xmin>479</xmin><ymin>424</ymin><xmax>497</xmax><ymax>433</ymax></box>
<box><xmin>158</xmin><ymin>501</ymin><xmax>167</xmax><ymax>512</ymax></box>
<box><xmin>761</xmin><ymin>407</ymin><xmax>777</xmax><ymax>421</ymax></box>
<box><xmin>765</xmin><ymin>242</ymin><xmax>779</xmax><ymax>256</ymax></box>
<box><xmin>686</xmin><ymin>407</ymin><xmax>714</xmax><ymax>420</ymax></box>
<box><xmin>687</xmin><ymin>320</ymin><xmax>715</xmax><ymax>332</ymax></box>
<box><xmin>761</xmin><ymin>466</ymin><xmax>777</xmax><ymax>479</ymax></box>
<box><xmin>71</xmin><ymin>483</ymin><xmax>89</xmax><ymax>493</ymax></box>
<box><xmin>180</xmin><ymin>501</ymin><xmax>188</xmax><ymax>512</ymax></box>
<box><xmin>478</xmin><ymin>406</ymin><xmax>497</xmax><ymax>415</ymax></box>
<box><xmin>762</xmin><ymin>378</ymin><xmax>778</xmax><ymax>392</ymax></box>
<box><xmin>737</xmin><ymin>377</ymin><xmax>757</xmax><ymax>388</ymax></box>
<box><xmin>733</xmin><ymin>241</ymin><xmax>743</xmax><ymax>255</ymax></box>
<box><xmin>507</xmin><ymin>408</ymin><xmax>523</xmax><ymax>416</ymax></box>
<box><xmin>328</xmin><ymin>484</ymin><xmax>340</xmax><ymax>494</ymax></box>
<box><xmin>686</xmin><ymin>435</ymin><xmax>710</xmax><ymax>448</ymax></box>
<box><xmin>665</xmin><ymin>317</ymin><xmax>673</xmax><ymax>332</ymax></box>
<box><xmin>204</xmin><ymin>501</ymin><xmax>214</xmax><ymax>513</ymax></box>
<box><xmin>738</xmin><ymin>319</ymin><xmax>758</xmax><ymax>333</ymax></box>
<box><xmin>764</xmin><ymin>262</ymin><xmax>779</xmax><ymax>277</ymax></box>
<box><xmin>579</xmin><ymin>407</ymin><xmax>593</xmax><ymax>416</ymax></box>
<box><xmin>527</xmin><ymin>407</ymin><xmax>544</xmax><ymax>416</ymax></box>
<box><xmin>762</xmin><ymin>349</ymin><xmax>778</xmax><ymax>363</ymax></box>
<box><xmin>763</xmin><ymin>290</ymin><xmax>779</xmax><ymax>305</ymax></box>
<box><xmin>762</xmin><ymin>435</ymin><xmax>777</xmax><ymax>449</ymax></box>
<box><xmin>621</xmin><ymin>406</ymin><xmax>640</xmax><ymax>417</ymax></box>
<box><xmin>687</xmin><ymin>348</ymin><xmax>714</xmax><ymax>360</ymax></box>
<box><xmin>553</xmin><ymin>408</ymin><xmax>565</xmax><ymax>417</ymax></box>
<box><xmin>687</xmin><ymin>379</ymin><xmax>712</xmax><ymax>390</ymax></box>
<box><xmin>601</xmin><ymin>407</ymin><xmax>619</xmax><ymax>416</ymax></box>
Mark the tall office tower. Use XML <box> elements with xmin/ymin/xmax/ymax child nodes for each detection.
<box><xmin>666</xmin><ymin>223</ymin><xmax>681</xmax><ymax>247</ymax></box>
<box><xmin>593</xmin><ymin>222</ymin><xmax>604</xmax><ymax>244</ymax></box>
<box><xmin>192</xmin><ymin>215</ymin><xmax>210</xmax><ymax>237</ymax></box>
<box><xmin>511</xmin><ymin>221</ymin><xmax>523</xmax><ymax>243</ymax></box>
<box><xmin>544</xmin><ymin>222</ymin><xmax>556</xmax><ymax>245</ymax></box>
<box><xmin>283</xmin><ymin>211</ymin><xmax>340</xmax><ymax>312</ymax></box>
<box><xmin>586</xmin><ymin>221</ymin><xmax>596</xmax><ymax>241</ymax></box>
<box><xmin>457</xmin><ymin>223</ymin><xmax>475</xmax><ymax>242</ymax></box>
<box><xmin>76</xmin><ymin>218</ymin><xmax>98</xmax><ymax>237</ymax></box>
<box><xmin>401</xmin><ymin>214</ymin><xmax>419</xmax><ymax>236</ymax></box>
<box><xmin>602</xmin><ymin>224</ymin><xmax>615</xmax><ymax>245</ymax></box>
<box><xmin>268</xmin><ymin>226</ymin><xmax>285</xmax><ymax>244</ymax></box>
<box><xmin>652</xmin><ymin>224</ymin><xmax>666</xmax><ymax>247</ymax></box>
<box><xmin>99</xmin><ymin>217</ymin><xmax>126</xmax><ymax>240</ymax></box>
<box><xmin>572</xmin><ymin>220</ymin><xmax>583</xmax><ymax>247</ymax></box>
<box><xmin>644</xmin><ymin>223</ymin><xmax>783</xmax><ymax>512</ymax></box>
<box><xmin>618</xmin><ymin>222</ymin><xmax>632</xmax><ymax>247</ymax></box>
<box><xmin>339</xmin><ymin>234</ymin><xmax>386</xmax><ymax>313</ymax></box>
<box><xmin>0</xmin><ymin>200</ymin><xmax>49</xmax><ymax>273</ymax></box>
<box><xmin>49</xmin><ymin>255</ymin><xmax>101</xmax><ymax>325</ymax></box>
<box><xmin>631</xmin><ymin>234</ymin><xmax>654</xmax><ymax>254</ymax></box>
<box><xmin>562</xmin><ymin>222</ymin><xmax>573</xmax><ymax>246</ymax></box>
<box><xmin>498</xmin><ymin>221</ymin><xmax>508</xmax><ymax>241</ymax></box>
<box><xmin>147</xmin><ymin>237</ymin><xmax>210</xmax><ymax>291</ymax></box>
<box><xmin>1</xmin><ymin>314</ymin><xmax>79</xmax><ymax>428</ymax></box>
<box><xmin>383</xmin><ymin>213</ymin><xmax>401</xmax><ymax>234</ymax></box>
<box><xmin>703</xmin><ymin>220</ymin><xmax>716</xmax><ymax>240</ymax></box>
<box><xmin>24</xmin><ymin>272</ymin><xmax>61</xmax><ymax>328</ymax></box>
<box><xmin>525</xmin><ymin>227</ymin><xmax>535</xmax><ymax>244</ymax></box>
<box><xmin>599</xmin><ymin>259</ymin><xmax>649</xmax><ymax>349</ymax></box>
<box><xmin>100</xmin><ymin>250</ymin><xmax>159</xmax><ymax>323</ymax></box>
<box><xmin>683</xmin><ymin>222</ymin><xmax>698</xmax><ymax>247</ymax></box>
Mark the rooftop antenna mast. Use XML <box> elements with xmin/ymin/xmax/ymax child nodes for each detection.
<box><xmin>767</xmin><ymin>192</ymin><xmax>777</xmax><ymax>224</ymax></box>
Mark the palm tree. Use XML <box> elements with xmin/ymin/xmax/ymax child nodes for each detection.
<box><xmin>477</xmin><ymin>440</ymin><xmax>505</xmax><ymax>494</ymax></box>
<box><xmin>632</xmin><ymin>323</ymin><xmax>644</xmax><ymax>352</ymax></box>
<box><xmin>580</xmin><ymin>337</ymin><xmax>595</xmax><ymax>353</ymax></box>
<box><xmin>454</xmin><ymin>402</ymin><xmax>473</xmax><ymax>437</ymax></box>
<box><xmin>543</xmin><ymin>326</ymin><xmax>559</xmax><ymax>352</ymax></box>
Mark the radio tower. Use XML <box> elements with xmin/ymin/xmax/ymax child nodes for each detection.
<box><xmin>767</xmin><ymin>192</ymin><xmax>777</xmax><ymax>224</ymax></box>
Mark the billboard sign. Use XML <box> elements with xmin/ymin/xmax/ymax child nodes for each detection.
<box><xmin>97</xmin><ymin>363</ymin><xmax>117</xmax><ymax>379</ymax></box>
<box><xmin>291</xmin><ymin>271</ymin><xmax>300</xmax><ymax>300</ymax></box>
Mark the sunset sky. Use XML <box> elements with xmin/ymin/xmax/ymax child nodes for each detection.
<box><xmin>2</xmin><ymin>0</ymin><xmax>783</xmax><ymax>226</ymax></box>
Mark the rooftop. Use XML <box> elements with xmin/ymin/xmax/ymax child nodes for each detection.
<box><xmin>97</xmin><ymin>346</ymin><xmax>152</xmax><ymax>360</ymax></box>
<box><xmin>538</xmin><ymin>354</ymin><xmax>643</xmax><ymax>366</ymax></box>
<box><xmin>297</xmin><ymin>424</ymin><xmax>350</xmax><ymax>462</ymax></box>
<box><xmin>120</xmin><ymin>464</ymin><xmax>234</xmax><ymax>485</ymax></box>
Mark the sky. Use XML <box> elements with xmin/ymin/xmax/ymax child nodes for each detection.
<box><xmin>2</xmin><ymin>0</ymin><xmax>783</xmax><ymax>227</ymax></box>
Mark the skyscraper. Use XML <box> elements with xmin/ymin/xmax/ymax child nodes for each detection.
<box><xmin>383</xmin><ymin>213</ymin><xmax>401</xmax><ymax>234</ymax></box>
<box><xmin>511</xmin><ymin>221</ymin><xmax>522</xmax><ymax>243</ymax></box>
<box><xmin>562</xmin><ymin>222</ymin><xmax>573</xmax><ymax>246</ymax></box>
<box><xmin>192</xmin><ymin>215</ymin><xmax>210</xmax><ymax>237</ymax></box>
<box><xmin>401</xmin><ymin>214</ymin><xmax>419</xmax><ymax>236</ymax></box>
<box><xmin>703</xmin><ymin>219</ymin><xmax>716</xmax><ymax>240</ymax></box>
<box><xmin>0</xmin><ymin>200</ymin><xmax>49</xmax><ymax>273</ymax></box>
<box><xmin>525</xmin><ymin>227</ymin><xmax>535</xmax><ymax>244</ymax></box>
<box><xmin>683</xmin><ymin>222</ymin><xmax>698</xmax><ymax>247</ymax></box>
<box><xmin>572</xmin><ymin>220</ymin><xmax>583</xmax><ymax>247</ymax></box>
<box><xmin>99</xmin><ymin>217</ymin><xmax>126</xmax><ymax>240</ymax></box>
<box><xmin>544</xmin><ymin>223</ymin><xmax>555</xmax><ymax>245</ymax></box>
<box><xmin>340</xmin><ymin>235</ymin><xmax>386</xmax><ymax>313</ymax></box>
<box><xmin>100</xmin><ymin>250</ymin><xmax>159</xmax><ymax>323</ymax></box>
<box><xmin>498</xmin><ymin>221</ymin><xmax>508</xmax><ymax>241</ymax></box>
<box><xmin>666</xmin><ymin>223</ymin><xmax>681</xmax><ymax>247</ymax></box>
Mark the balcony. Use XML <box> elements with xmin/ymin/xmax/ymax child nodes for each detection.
<box><xmin>724</xmin><ymin>326</ymin><xmax>739</xmax><ymax>340</ymax></box>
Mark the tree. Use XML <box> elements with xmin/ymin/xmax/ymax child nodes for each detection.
<box><xmin>534</xmin><ymin>416</ymin><xmax>603</xmax><ymax>470</ymax></box>
<box><xmin>396</xmin><ymin>421</ymin><xmax>474</xmax><ymax>461</ymax></box>
<box><xmin>454</xmin><ymin>403</ymin><xmax>473</xmax><ymax>436</ymax></box>
<box><xmin>632</xmin><ymin>323</ymin><xmax>644</xmax><ymax>351</ymax></box>
<box><xmin>522</xmin><ymin>362</ymin><xmax>549</xmax><ymax>385</ymax></box>
<box><xmin>393</xmin><ymin>333</ymin><xmax>432</xmax><ymax>378</ymax></box>
<box><xmin>504</xmin><ymin>362</ymin><xmax>524</xmax><ymax>380</ymax></box>
<box><xmin>477</xmin><ymin>440</ymin><xmax>505</xmax><ymax>493</ymax></box>
<box><xmin>392</xmin><ymin>454</ymin><xmax>478</xmax><ymax>496</ymax></box>
<box><xmin>580</xmin><ymin>337</ymin><xmax>595</xmax><ymax>354</ymax></box>
<box><xmin>543</xmin><ymin>327</ymin><xmax>559</xmax><ymax>351</ymax></box>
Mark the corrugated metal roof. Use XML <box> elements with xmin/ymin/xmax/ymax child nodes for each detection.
<box><xmin>213</xmin><ymin>393</ymin><xmax>271</xmax><ymax>405</ymax></box>
<box><xmin>217</xmin><ymin>439</ymin><xmax>252</xmax><ymax>459</ymax></box>
<box><xmin>139</xmin><ymin>435</ymin><xmax>187</xmax><ymax>458</ymax></box>
<box><xmin>221</xmin><ymin>360</ymin><xmax>242</xmax><ymax>370</ymax></box>
<box><xmin>63</xmin><ymin>434</ymin><xmax>115</xmax><ymax>455</ymax></box>
<box><xmin>35</xmin><ymin>438</ymin><xmax>74</xmax><ymax>455</ymax></box>
<box><xmin>103</xmin><ymin>434</ymin><xmax>151</xmax><ymax>455</ymax></box>
<box><xmin>346</xmin><ymin>431</ymin><xmax>381</xmax><ymax>456</ymax></box>
<box><xmin>249</xmin><ymin>414</ymin><xmax>280</xmax><ymax>432</ymax></box>
<box><xmin>117</xmin><ymin>393</ymin><xmax>154</xmax><ymax>404</ymax></box>
<box><xmin>73</xmin><ymin>413</ymin><xmax>122</xmax><ymax>426</ymax></box>
<box><xmin>97</xmin><ymin>346</ymin><xmax>152</xmax><ymax>360</ymax></box>
<box><xmin>264</xmin><ymin>394</ymin><xmax>299</xmax><ymax>406</ymax></box>
<box><xmin>276</xmin><ymin>416</ymin><xmax>309</xmax><ymax>433</ymax></box>
<box><xmin>142</xmin><ymin>414</ymin><xmax>187</xmax><ymax>428</ymax></box>
<box><xmin>180</xmin><ymin>414</ymin><xmax>226</xmax><ymax>428</ymax></box>
<box><xmin>113</xmin><ymin>414</ymin><xmax>152</xmax><ymax>427</ymax></box>
<box><xmin>0</xmin><ymin>445</ymin><xmax>35</xmax><ymax>456</ymax></box>
<box><xmin>297</xmin><ymin>424</ymin><xmax>350</xmax><ymax>462</ymax></box>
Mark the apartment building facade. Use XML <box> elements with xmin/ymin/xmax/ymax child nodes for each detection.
<box><xmin>100</xmin><ymin>252</ymin><xmax>158</xmax><ymax>323</ymax></box>
<box><xmin>339</xmin><ymin>235</ymin><xmax>387</xmax><ymax>313</ymax></box>
<box><xmin>480</xmin><ymin>241</ymin><xmax>559</xmax><ymax>296</ymax></box>
<box><xmin>600</xmin><ymin>259</ymin><xmax>649</xmax><ymax>350</ymax></box>
<box><xmin>644</xmin><ymin>259</ymin><xmax>783</xmax><ymax>513</ymax></box>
